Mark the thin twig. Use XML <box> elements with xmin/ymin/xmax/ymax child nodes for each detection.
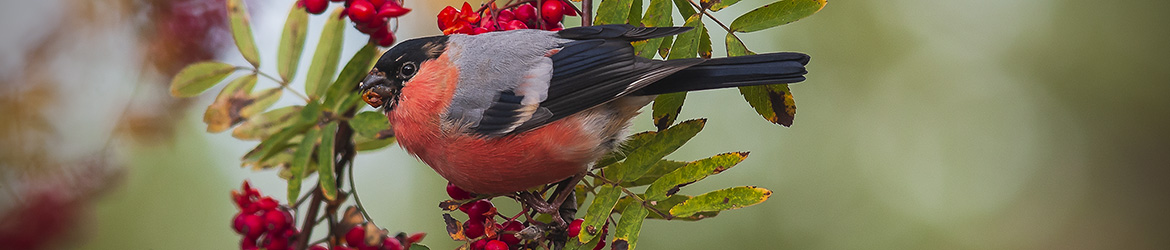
<box><xmin>582</xmin><ymin>0</ymin><xmax>593</xmax><ymax>26</ymax></box>
<box><xmin>348</xmin><ymin>156</ymin><xmax>375</xmax><ymax>224</ymax></box>
<box><xmin>684</xmin><ymin>0</ymin><xmax>748</xmax><ymax>49</ymax></box>
<box><xmin>585</xmin><ymin>173</ymin><xmax>673</xmax><ymax>220</ymax></box>
<box><xmin>243</xmin><ymin>67</ymin><xmax>312</xmax><ymax>101</ymax></box>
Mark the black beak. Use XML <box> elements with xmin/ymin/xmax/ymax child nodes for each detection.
<box><xmin>360</xmin><ymin>71</ymin><xmax>400</xmax><ymax>110</ymax></box>
<box><xmin>360</xmin><ymin>73</ymin><xmax>391</xmax><ymax>93</ymax></box>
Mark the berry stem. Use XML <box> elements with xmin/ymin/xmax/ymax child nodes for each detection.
<box><xmin>348</xmin><ymin>153</ymin><xmax>376</xmax><ymax>225</ymax></box>
<box><xmin>585</xmin><ymin>172</ymin><xmax>675</xmax><ymax>220</ymax></box>
<box><xmin>240</xmin><ymin>66</ymin><xmax>311</xmax><ymax>102</ymax></box>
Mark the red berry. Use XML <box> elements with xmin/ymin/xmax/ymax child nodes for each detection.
<box><xmin>500</xmin><ymin>221</ymin><xmax>524</xmax><ymax>245</ymax></box>
<box><xmin>464</xmin><ymin>219</ymin><xmax>486</xmax><ymax>239</ymax></box>
<box><xmin>263</xmin><ymin>208</ymin><xmax>293</xmax><ymax>232</ymax></box>
<box><xmin>541</xmin><ymin>0</ymin><xmax>565</xmax><ymax>24</ymax></box>
<box><xmin>497</xmin><ymin>9</ymin><xmax>515</xmax><ymax>23</ymax></box>
<box><xmin>242</xmin><ymin>214</ymin><xmax>265</xmax><ymax>240</ymax></box>
<box><xmin>262</xmin><ymin>235</ymin><xmax>289</xmax><ymax>250</ymax></box>
<box><xmin>514</xmin><ymin>4</ymin><xmax>536</xmax><ymax>22</ymax></box>
<box><xmin>460</xmin><ymin>2</ymin><xmax>479</xmax><ymax>24</ymax></box>
<box><xmin>368</xmin><ymin>0</ymin><xmax>385</xmax><ymax>7</ymax></box>
<box><xmin>241</xmin><ymin>238</ymin><xmax>259</xmax><ymax>250</ymax></box>
<box><xmin>446</xmin><ymin>183</ymin><xmax>473</xmax><ymax>200</ymax></box>
<box><xmin>349</xmin><ymin>0</ymin><xmax>376</xmax><ymax>23</ymax></box>
<box><xmin>309</xmin><ymin>244</ymin><xmax>329</xmax><ymax>250</ymax></box>
<box><xmin>504</xmin><ymin>19</ymin><xmax>528</xmax><ymax>30</ymax></box>
<box><xmin>484</xmin><ymin>240</ymin><xmax>509</xmax><ymax>250</ymax></box>
<box><xmin>304</xmin><ymin>0</ymin><xmax>329</xmax><ymax>14</ymax></box>
<box><xmin>377</xmin><ymin>1</ymin><xmax>411</xmax><ymax>18</ymax></box>
<box><xmin>470</xmin><ymin>239</ymin><xmax>488</xmax><ymax>250</ymax></box>
<box><xmin>562</xmin><ymin>1</ymin><xmax>577</xmax><ymax>16</ymax></box>
<box><xmin>256</xmin><ymin>197</ymin><xmax>278</xmax><ymax>211</ymax></box>
<box><xmin>465</xmin><ymin>199</ymin><xmax>494</xmax><ymax>222</ymax></box>
<box><xmin>471</xmin><ymin>27</ymin><xmax>490</xmax><ymax>35</ymax></box>
<box><xmin>437</xmin><ymin>6</ymin><xmax>459</xmax><ymax>30</ymax></box>
<box><xmin>232</xmin><ymin>212</ymin><xmax>248</xmax><ymax>234</ymax></box>
<box><xmin>592</xmin><ymin>241</ymin><xmax>606</xmax><ymax>250</ymax></box>
<box><xmin>346</xmin><ymin>225</ymin><xmax>367</xmax><ymax>248</ymax></box>
<box><xmin>335</xmin><ymin>246</ymin><xmax>356</xmax><ymax>250</ymax></box>
<box><xmin>382</xmin><ymin>236</ymin><xmax>404</xmax><ymax>250</ymax></box>
<box><xmin>567</xmin><ymin>218</ymin><xmax>584</xmax><ymax>238</ymax></box>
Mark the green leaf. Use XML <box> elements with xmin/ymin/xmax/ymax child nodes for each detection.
<box><xmin>726</xmin><ymin>33</ymin><xmax>797</xmax><ymax>126</ymax></box>
<box><xmin>355</xmin><ymin>135</ymin><xmax>396</xmax><ymax>152</ymax></box>
<box><xmin>627</xmin><ymin>0</ymin><xmax>643</xmax><ymax>25</ymax></box>
<box><xmin>305</xmin><ymin>8</ymin><xmax>347</xmax><ymax>99</ymax></box>
<box><xmin>288</xmin><ymin>126</ymin><xmax>320</xmax><ymax>205</ymax></box>
<box><xmin>649</xmin><ymin>195</ymin><xmax>718</xmax><ymax>220</ymax></box>
<box><xmin>612</xmin><ymin>202</ymin><xmax>648</xmax><ymax>250</ymax></box>
<box><xmin>325</xmin><ymin>43</ymin><xmax>378</xmax><ymax>108</ymax></box>
<box><xmin>227</xmin><ymin>0</ymin><xmax>260</xmax><ymax>67</ymax></box>
<box><xmin>239</xmin><ymin>87</ymin><xmax>283</xmax><ymax>120</ymax></box>
<box><xmin>318</xmin><ymin>121</ymin><xmax>339</xmax><ymax>200</ymax></box>
<box><xmin>729</xmin><ymin>0</ymin><xmax>826</xmax><ymax>33</ymax></box>
<box><xmin>650</xmin><ymin>92</ymin><xmax>686</xmax><ymax>131</ymax></box>
<box><xmin>698</xmin><ymin>27</ymin><xmax>712</xmax><ymax>59</ymax></box>
<box><xmin>244</xmin><ymin>101</ymin><xmax>320</xmax><ymax>164</ymax></box>
<box><xmin>277</xmin><ymin>2</ymin><xmax>309</xmax><ymax>82</ymax></box>
<box><xmin>594</xmin><ymin>0</ymin><xmax>635</xmax><ymax>25</ymax></box>
<box><xmin>578</xmin><ymin>185</ymin><xmax>621</xmax><ymax>244</ymax></box>
<box><xmin>667</xmin><ymin>14</ymin><xmax>704</xmax><ymax>60</ymax></box>
<box><xmin>669</xmin><ymin>186</ymin><xmax>772</xmax><ymax>217</ymax></box>
<box><xmin>607</xmin><ymin>119</ymin><xmax>706</xmax><ymax>183</ymax></box>
<box><xmin>634</xmin><ymin>0</ymin><xmax>674</xmax><ymax>59</ymax></box>
<box><xmin>596</xmin><ymin>131</ymin><xmax>657</xmax><ymax>168</ymax></box>
<box><xmin>170</xmin><ymin>61</ymin><xmax>236</xmax><ymax>97</ymax></box>
<box><xmin>708</xmin><ymin>0</ymin><xmax>742</xmax><ymax>11</ymax></box>
<box><xmin>656</xmin><ymin>36</ymin><xmax>673</xmax><ymax>58</ymax></box>
<box><xmin>233</xmin><ymin>106</ymin><xmax>303</xmax><ymax>140</ymax></box>
<box><xmin>408</xmin><ymin>244</ymin><xmax>430</xmax><ymax>250</ymax></box>
<box><xmin>203</xmin><ymin>74</ymin><xmax>257</xmax><ymax>132</ymax></box>
<box><xmin>621</xmin><ymin>160</ymin><xmax>688</xmax><ymax>187</ymax></box>
<box><xmin>645</xmin><ymin>152</ymin><xmax>748</xmax><ymax>200</ymax></box>
<box><xmin>351</xmin><ymin>111</ymin><xmax>391</xmax><ymax>139</ymax></box>
<box><xmin>672</xmin><ymin>0</ymin><xmax>697</xmax><ymax>18</ymax></box>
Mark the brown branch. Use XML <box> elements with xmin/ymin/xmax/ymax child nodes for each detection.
<box><xmin>582</xmin><ymin>0</ymin><xmax>593</xmax><ymax>26</ymax></box>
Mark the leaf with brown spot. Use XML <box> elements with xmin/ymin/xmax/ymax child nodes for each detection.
<box><xmin>644</xmin><ymin>152</ymin><xmax>749</xmax><ymax>200</ymax></box>
<box><xmin>669</xmin><ymin>186</ymin><xmax>772</xmax><ymax>217</ymax></box>
<box><xmin>204</xmin><ymin>74</ymin><xmax>257</xmax><ymax>132</ymax></box>
<box><xmin>439</xmin><ymin>200</ymin><xmax>461</xmax><ymax>211</ymax></box>
<box><xmin>728</xmin><ymin>33</ymin><xmax>797</xmax><ymax>126</ymax></box>
<box><xmin>443</xmin><ymin>214</ymin><xmax>467</xmax><ymax>241</ymax></box>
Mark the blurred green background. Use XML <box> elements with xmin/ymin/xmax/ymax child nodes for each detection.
<box><xmin>2</xmin><ymin>0</ymin><xmax>1168</xmax><ymax>249</ymax></box>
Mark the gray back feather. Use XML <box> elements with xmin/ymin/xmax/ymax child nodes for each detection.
<box><xmin>443</xmin><ymin>30</ymin><xmax>569</xmax><ymax>130</ymax></box>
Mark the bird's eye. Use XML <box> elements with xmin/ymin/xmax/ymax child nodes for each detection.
<box><xmin>399</xmin><ymin>62</ymin><xmax>417</xmax><ymax>79</ymax></box>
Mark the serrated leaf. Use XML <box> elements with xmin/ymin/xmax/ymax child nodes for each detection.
<box><xmin>607</xmin><ymin>119</ymin><xmax>705</xmax><ymax>183</ymax></box>
<box><xmin>612</xmin><ymin>202</ymin><xmax>648</xmax><ymax>250</ymax></box>
<box><xmin>650</xmin><ymin>195</ymin><xmax>718</xmax><ymax>220</ymax></box>
<box><xmin>594</xmin><ymin>0</ymin><xmax>635</xmax><ymax>25</ymax></box>
<box><xmin>708</xmin><ymin>0</ymin><xmax>741</xmax><ymax>11</ymax></box>
<box><xmin>621</xmin><ymin>160</ymin><xmax>688</xmax><ymax>187</ymax></box>
<box><xmin>650</xmin><ymin>92</ymin><xmax>686</xmax><ymax>131</ymax></box>
<box><xmin>645</xmin><ymin>152</ymin><xmax>748</xmax><ymax>200</ymax></box>
<box><xmin>578</xmin><ymin>185</ymin><xmax>621</xmax><ymax>244</ymax></box>
<box><xmin>277</xmin><ymin>2</ymin><xmax>309</xmax><ymax>82</ymax></box>
<box><xmin>239</xmin><ymin>87</ymin><xmax>282</xmax><ymax>119</ymax></box>
<box><xmin>305</xmin><ymin>8</ymin><xmax>347</xmax><ymax>99</ymax></box>
<box><xmin>596</xmin><ymin>131</ymin><xmax>657</xmax><ymax>168</ymax></box>
<box><xmin>698</xmin><ymin>27</ymin><xmax>712</xmax><ymax>59</ymax></box>
<box><xmin>203</xmin><ymin>74</ymin><xmax>257</xmax><ymax>132</ymax></box>
<box><xmin>729</xmin><ymin>0</ymin><xmax>826</xmax><ymax>33</ymax></box>
<box><xmin>325</xmin><ymin>43</ymin><xmax>377</xmax><ymax>107</ymax></box>
<box><xmin>246</xmin><ymin>122</ymin><xmax>310</xmax><ymax>164</ymax></box>
<box><xmin>288</xmin><ymin>126</ymin><xmax>320</xmax><ymax>205</ymax></box>
<box><xmin>669</xmin><ymin>186</ymin><xmax>772</xmax><ymax>217</ymax></box>
<box><xmin>170</xmin><ymin>61</ymin><xmax>236</xmax><ymax>97</ymax></box>
<box><xmin>672</xmin><ymin>0</ymin><xmax>697</xmax><ymax>18</ymax></box>
<box><xmin>667</xmin><ymin>14</ymin><xmax>704</xmax><ymax>60</ymax></box>
<box><xmin>725</xmin><ymin>32</ymin><xmax>755</xmax><ymax>57</ymax></box>
<box><xmin>233</xmin><ymin>106</ymin><xmax>302</xmax><ymax>140</ymax></box>
<box><xmin>634</xmin><ymin>0</ymin><xmax>673</xmax><ymax>59</ymax></box>
<box><xmin>355</xmin><ymin>136</ymin><xmax>395</xmax><ymax>151</ymax></box>
<box><xmin>318</xmin><ymin>122</ymin><xmax>339</xmax><ymax>200</ymax></box>
<box><xmin>227</xmin><ymin>0</ymin><xmax>260</xmax><ymax>67</ymax></box>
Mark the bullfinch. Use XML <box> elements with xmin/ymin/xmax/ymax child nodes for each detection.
<box><xmin>359</xmin><ymin>24</ymin><xmax>809</xmax><ymax>195</ymax></box>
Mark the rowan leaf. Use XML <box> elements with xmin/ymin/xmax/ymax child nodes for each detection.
<box><xmin>612</xmin><ymin>202</ymin><xmax>648</xmax><ymax>250</ymax></box>
<box><xmin>729</xmin><ymin>0</ymin><xmax>826</xmax><ymax>33</ymax></box>
<box><xmin>596</xmin><ymin>131</ymin><xmax>657</xmax><ymax>168</ymax></box>
<box><xmin>170</xmin><ymin>61</ymin><xmax>236</xmax><ymax>97</ymax></box>
<box><xmin>277</xmin><ymin>2</ymin><xmax>309</xmax><ymax>82</ymax></box>
<box><xmin>709</xmin><ymin>0</ymin><xmax>742</xmax><ymax>11</ymax></box>
<box><xmin>288</xmin><ymin>126</ymin><xmax>320</xmax><ymax>205</ymax></box>
<box><xmin>351</xmin><ymin>111</ymin><xmax>391</xmax><ymax>139</ymax></box>
<box><xmin>672</xmin><ymin>0</ymin><xmax>696</xmax><ymax>17</ymax></box>
<box><xmin>620</xmin><ymin>160</ymin><xmax>688</xmax><ymax>187</ymax></box>
<box><xmin>634</xmin><ymin>0</ymin><xmax>673</xmax><ymax>59</ymax></box>
<box><xmin>594</xmin><ymin>0</ymin><xmax>635</xmax><ymax>25</ymax></box>
<box><xmin>233</xmin><ymin>106</ymin><xmax>302</xmax><ymax>140</ymax></box>
<box><xmin>203</xmin><ymin>74</ymin><xmax>257</xmax><ymax>132</ymax></box>
<box><xmin>317</xmin><ymin>121</ymin><xmax>339</xmax><ymax>200</ymax></box>
<box><xmin>645</xmin><ymin>152</ymin><xmax>748</xmax><ymax>200</ymax></box>
<box><xmin>578</xmin><ymin>185</ymin><xmax>621</xmax><ymax>244</ymax></box>
<box><xmin>227</xmin><ymin>0</ymin><xmax>260</xmax><ymax>67</ymax></box>
<box><xmin>305</xmin><ymin>8</ymin><xmax>346</xmax><ymax>99</ymax></box>
<box><xmin>238</xmin><ymin>87</ymin><xmax>283</xmax><ymax>121</ymax></box>
<box><xmin>325</xmin><ymin>43</ymin><xmax>377</xmax><ymax>108</ymax></box>
<box><xmin>607</xmin><ymin>119</ymin><xmax>705</xmax><ymax>182</ymax></box>
<box><xmin>727</xmin><ymin>33</ymin><xmax>798</xmax><ymax>126</ymax></box>
<box><xmin>669</xmin><ymin>186</ymin><xmax>772</xmax><ymax>217</ymax></box>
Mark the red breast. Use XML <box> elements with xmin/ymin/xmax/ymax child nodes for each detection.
<box><xmin>388</xmin><ymin>52</ymin><xmax>601</xmax><ymax>194</ymax></box>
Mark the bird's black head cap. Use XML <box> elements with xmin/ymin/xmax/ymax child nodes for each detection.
<box><xmin>360</xmin><ymin>35</ymin><xmax>448</xmax><ymax>110</ymax></box>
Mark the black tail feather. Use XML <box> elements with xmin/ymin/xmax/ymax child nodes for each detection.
<box><xmin>634</xmin><ymin>52</ymin><xmax>811</xmax><ymax>95</ymax></box>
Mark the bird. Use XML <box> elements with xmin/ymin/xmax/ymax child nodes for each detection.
<box><xmin>359</xmin><ymin>24</ymin><xmax>809</xmax><ymax>196</ymax></box>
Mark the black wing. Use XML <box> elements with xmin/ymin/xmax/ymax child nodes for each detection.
<box><xmin>469</xmin><ymin>25</ymin><xmax>702</xmax><ymax>136</ymax></box>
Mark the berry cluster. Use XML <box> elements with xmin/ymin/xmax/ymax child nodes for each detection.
<box><xmin>331</xmin><ymin>224</ymin><xmax>425</xmax><ymax>250</ymax></box>
<box><xmin>299</xmin><ymin>0</ymin><xmax>411</xmax><ymax>46</ymax></box>
<box><xmin>447</xmin><ymin>183</ymin><xmax>528</xmax><ymax>250</ymax></box>
<box><xmin>437</xmin><ymin>0</ymin><xmax>577</xmax><ymax>35</ymax></box>
<box><xmin>231</xmin><ymin>181</ymin><xmax>298</xmax><ymax>250</ymax></box>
